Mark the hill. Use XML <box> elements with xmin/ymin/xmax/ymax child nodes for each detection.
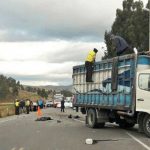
<box><xmin>24</xmin><ymin>85</ymin><xmax>73</xmax><ymax>92</ymax></box>
<box><xmin>17</xmin><ymin>90</ymin><xmax>41</xmax><ymax>102</ymax></box>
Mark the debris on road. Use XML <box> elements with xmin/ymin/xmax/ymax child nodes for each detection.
<box><xmin>68</xmin><ymin>114</ymin><xmax>80</xmax><ymax>119</ymax></box>
<box><xmin>74</xmin><ymin>115</ymin><xmax>80</xmax><ymax>119</ymax></box>
<box><xmin>57</xmin><ymin>120</ymin><xmax>61</xmax><ymax>123</ymax></box>
<box><xmin>68</xmin><ymin>114</ymin><xmax>72</xmax><ymax>118</ymax></box>
<box><xmin>85</xmin><ymin>138</ymin><xmax>93</xmax><ymax>144</ymax></box>
<box><xmin>85</xmin><ymin>138</ymin><xmax>119</xmax><ymax>145</ymax></box>
<box><xmin>35</xmin><ymin>117</ymin><xmax>53</xmax><ymax>121</ymax></box>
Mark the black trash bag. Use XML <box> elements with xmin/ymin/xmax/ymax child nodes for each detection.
<box><xmin>35</xmin><ymin>117</ymin><xmax>53</xmax><ymax>121</ymax></box>
<box><xmin>57</xmin><ymin>120</ymin><xmax>61</xmax><ymax>123</ymax></box>
<box><xmin>68</xmin><ymin>114</ymin><xmax>72</xmax><ymax>118</ymax></box>
<box><xmin>74</xmin><ymin>115</ymin><xmax>80</xmax><ymax>119</ymax></box>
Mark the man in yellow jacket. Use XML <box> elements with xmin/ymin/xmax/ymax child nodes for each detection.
<box><xmin>15</xmin><ymin>99</ymin><xmax>20</xmax><ymax>115</ymax></box>
<box><xmin>85</xmin><ymin>48</ymin><xmax>98</xmax><ymax>82</ymax></box>
<box><xmin>25</xmin><ymin>99</ymin><xmax>30</xmax><ymax>114</ymax></box>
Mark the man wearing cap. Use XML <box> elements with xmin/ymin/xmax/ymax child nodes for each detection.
<box><xmin>85</xmin><ymin>48</ymin><xmax>98</xmax><ymax>82</ymax></box>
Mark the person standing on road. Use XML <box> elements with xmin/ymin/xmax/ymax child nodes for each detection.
<box><xmin>85</xmin><ymin>48</ymin><xmax>98</xmax><ymax>82</ymax></box>
<box><xmin>15</xmin><ymin>99</ymin><xmax>20</xmax><ymax>115</ymax></box>
<box><xmin>25</xmin><ymin>99</ymin><xmax>30</xmax><ymax>114</ymax></box>
<box><xmin>19</xmin><ymin>99</ymin><xmax>24</xmax><ymax>114</ymax></box>
<box><xmin>61</xmin><ymin>97</ymin><xmax>65</xmax><ymax>112</ymax></box>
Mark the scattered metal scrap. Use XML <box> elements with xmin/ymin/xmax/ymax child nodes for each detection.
<box><xmin>68</xmin><ymin>114</ymin><xmax>80</xmax><ymax>119</ymax></box>
<box><xmin>85</xmin><ymin>138</ymin><xmax>119</xmax><ymax>145</ymax></box>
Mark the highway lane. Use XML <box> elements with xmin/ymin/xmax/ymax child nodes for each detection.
<box><xmin>0</xmin><ymin>108</ymin><xmax>150</xmax><ymax>150</ymax></box>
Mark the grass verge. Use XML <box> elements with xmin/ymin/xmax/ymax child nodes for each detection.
<box><xmin>0</xmin><ymin>104</ymin><xmax>15</xmax><ymax>118</ymax></box>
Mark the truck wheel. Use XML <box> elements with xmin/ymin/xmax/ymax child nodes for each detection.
<box><xmin>138</xmin><ymin>113</ymin><xmax>145</xmax><ymax>133</ymax></box>
<box><xmin>87</xmin><ymin>109</ymin><xmax>97</xmax><ymax>128</ymax></box>
<box><xmin>143</xmin><ymin>114</ymin><xmax>150</xmax><ymax>137</ymax></box>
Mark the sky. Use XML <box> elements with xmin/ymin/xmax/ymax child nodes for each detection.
<box><xmin>0</xmin><ymin>0</ymin><xmax>148</xmax><ymax>86</ymax></box>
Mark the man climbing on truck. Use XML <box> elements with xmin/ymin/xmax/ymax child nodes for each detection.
<box><xmin>85</xmin><ymin>48</ymin><xmax>98</xmax><ymax>82</ymax></box>
<box><xmin>110</xmin><ymin>34</ymin><xmax>132</xmax><ymax>56</ymax></box>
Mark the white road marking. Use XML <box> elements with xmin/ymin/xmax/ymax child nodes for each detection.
<box><xmin>126</xmin><ymin>132</ymin><xmax>150</xmax><ymax>150</ymax></box>
<box><xmin>11</xmin><ymin>147</ymin><xmax>16</xmax><ymax>150</ymax></box>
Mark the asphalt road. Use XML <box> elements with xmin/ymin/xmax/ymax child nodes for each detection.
<box><xmin>0</xmin><ymin>108</ymin><xmax>150</xmax><ymax>150</ymax></box>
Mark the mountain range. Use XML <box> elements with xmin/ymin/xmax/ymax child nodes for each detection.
<box><xmin>24</xmin><ymin>85</ymin><xmax>73</xmax><ymax>92</ymax></box>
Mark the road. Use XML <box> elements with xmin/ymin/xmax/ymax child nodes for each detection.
<box><xmin>0</xmin><ymin>108</ymin><xmax>150</xmax><ymax>150</ymax></box>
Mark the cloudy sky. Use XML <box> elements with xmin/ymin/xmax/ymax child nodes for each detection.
<box><xmin>0</xmin><ymin>0</ymin><xmax>148</xmax><ymax>86</ymax></box>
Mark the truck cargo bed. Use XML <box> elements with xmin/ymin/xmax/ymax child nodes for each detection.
<box><xmin>73</xmin><ymin>54</ymin><xmax>136</xmax><ymax>111</ymax></box>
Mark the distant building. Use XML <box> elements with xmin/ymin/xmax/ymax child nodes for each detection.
<box><xmin>65</xmin><ymin>97</ymin><xmax>72</xmax><ymax>102</ymax></box>
<box><xmin>54</xmin><ymin>93</ymin><xmax>63</xmax><ymax>100</ymax></box>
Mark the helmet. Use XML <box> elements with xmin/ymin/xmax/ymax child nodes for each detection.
<box><xmin>93</xmin><ymin>48</ymin><xmax>98</xmax><ymax>53</ymax></box>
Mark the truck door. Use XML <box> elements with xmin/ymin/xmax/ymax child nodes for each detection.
<box><xmin>136</xmin><ymin>70</ymin><xmax>150</xmax><ymax>114</ymax></box>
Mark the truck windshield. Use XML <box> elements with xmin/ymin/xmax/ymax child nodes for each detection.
<box><xmin>139</xmin><ymin>73</ymin><xmax>150</xmax><ymax>91</ymax></box>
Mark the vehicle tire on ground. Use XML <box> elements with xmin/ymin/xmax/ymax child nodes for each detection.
<box><xmin>138</xmin><ymin>113</ymin><xmax>145</xmax><ymax>133</ymax></box>
<box><xmin>143</xmin><ymin>114</ymin><xmax>150</xmax><ymax>137</ymax></box>
<box><xmin>87</xmin><ymin>109</ymin><xmax>97</xmax><ymax>128</ymax></box>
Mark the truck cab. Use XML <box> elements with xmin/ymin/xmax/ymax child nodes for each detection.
<box><xmin>136</xmin><ymin>70</ymin><xmax>150</xmax><ymax>114</ymax></box>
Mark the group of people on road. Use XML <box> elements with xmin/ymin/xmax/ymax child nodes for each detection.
<box><xmin>15</xmin><ymin>99</ymin><xmax>31</xmax><ymax>115</ymax></box>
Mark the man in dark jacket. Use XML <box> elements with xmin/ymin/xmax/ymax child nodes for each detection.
<box><xmin>110</xmin><ymin>34</ymin><xmax>131</xmax><ymax>56</ymax></box>
<box><xmin>61</xmin><ymin>97</ymin><xmax>65</xmax><ymax>112</ymax></box>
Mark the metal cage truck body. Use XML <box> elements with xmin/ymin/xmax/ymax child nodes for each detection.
<box><xmin>72</xmin><ymin>53</ymin><xmax>150</xmax><ymax>137</ymax></box>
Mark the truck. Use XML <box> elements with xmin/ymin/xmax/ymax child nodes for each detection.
<box><xmin>72</xmin><ymin>52</ymin><xmax>150</xmax><ymax>137</ymax></box>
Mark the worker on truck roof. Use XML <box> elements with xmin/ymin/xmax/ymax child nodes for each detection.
<box><xmin>85</xmin><ymin>48</ymin><xmax>98</xmax><ymax>82</ymax></box>
<box><xmin>110</xmin><ymin>34</ymin><xmax>132</xmax><ymax>56</ymax></box>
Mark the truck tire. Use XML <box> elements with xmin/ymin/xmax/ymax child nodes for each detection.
<box><xmin>143</xmin><ymin>114</ymin><xmax>150</xmax><ymax>137</ymax></box>
<box><xmin>138</xmin><ymin>113</ymin><xmax>145</xmax><ymax>133</ymax></box>
<box><xmin>87</xmin><ymin>109</ymin><xmax>97</xmax><ymax>128</ymax></box>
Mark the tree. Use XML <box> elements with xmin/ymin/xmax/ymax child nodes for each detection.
<box><xmin>61</xmin><ymin>90</ymin><xmax>72</xmax><ymax>97</ymax></box>
<box><xmin>0</xmin><ymin>75</ymin><xmax>10</xmax><ymax>99</ymax></box>
<box><xmin>0</xmin><ymin>75</ymin><xmax>21</xmax><ymax>100</ymax></box>
<box><xmin>104</xmin><ymin>0</ymin><xmax>149</xmax><ymax>59</ymax></box>
<box><xmin>37</xmin><ymin>88</ymin><xmax>48</xmax><ymax>99</ymax></box>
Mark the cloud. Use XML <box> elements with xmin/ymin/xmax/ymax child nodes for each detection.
<box><xmin>0</xmin><ymin>41</ymin><xmax>105</xmax><ymax>63</ymax></box>
<box><xmin>0</xmin><ymin>0</ymin><xmax>124</xmax><ymax>42</ymax></box>
<box><xmin>0</xmin><ymin>60</ymin><xmax>75</xmax><ymax>85</ymax></box>
<box><xmin>0</xmin><ymin>0</ymin><xmax>148</xmax><ymax>85</ymax></box>
<box><xmin>0</xmin><ymin>40</ymin><xmax>106</xmax><ymax>85</ymax></box>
